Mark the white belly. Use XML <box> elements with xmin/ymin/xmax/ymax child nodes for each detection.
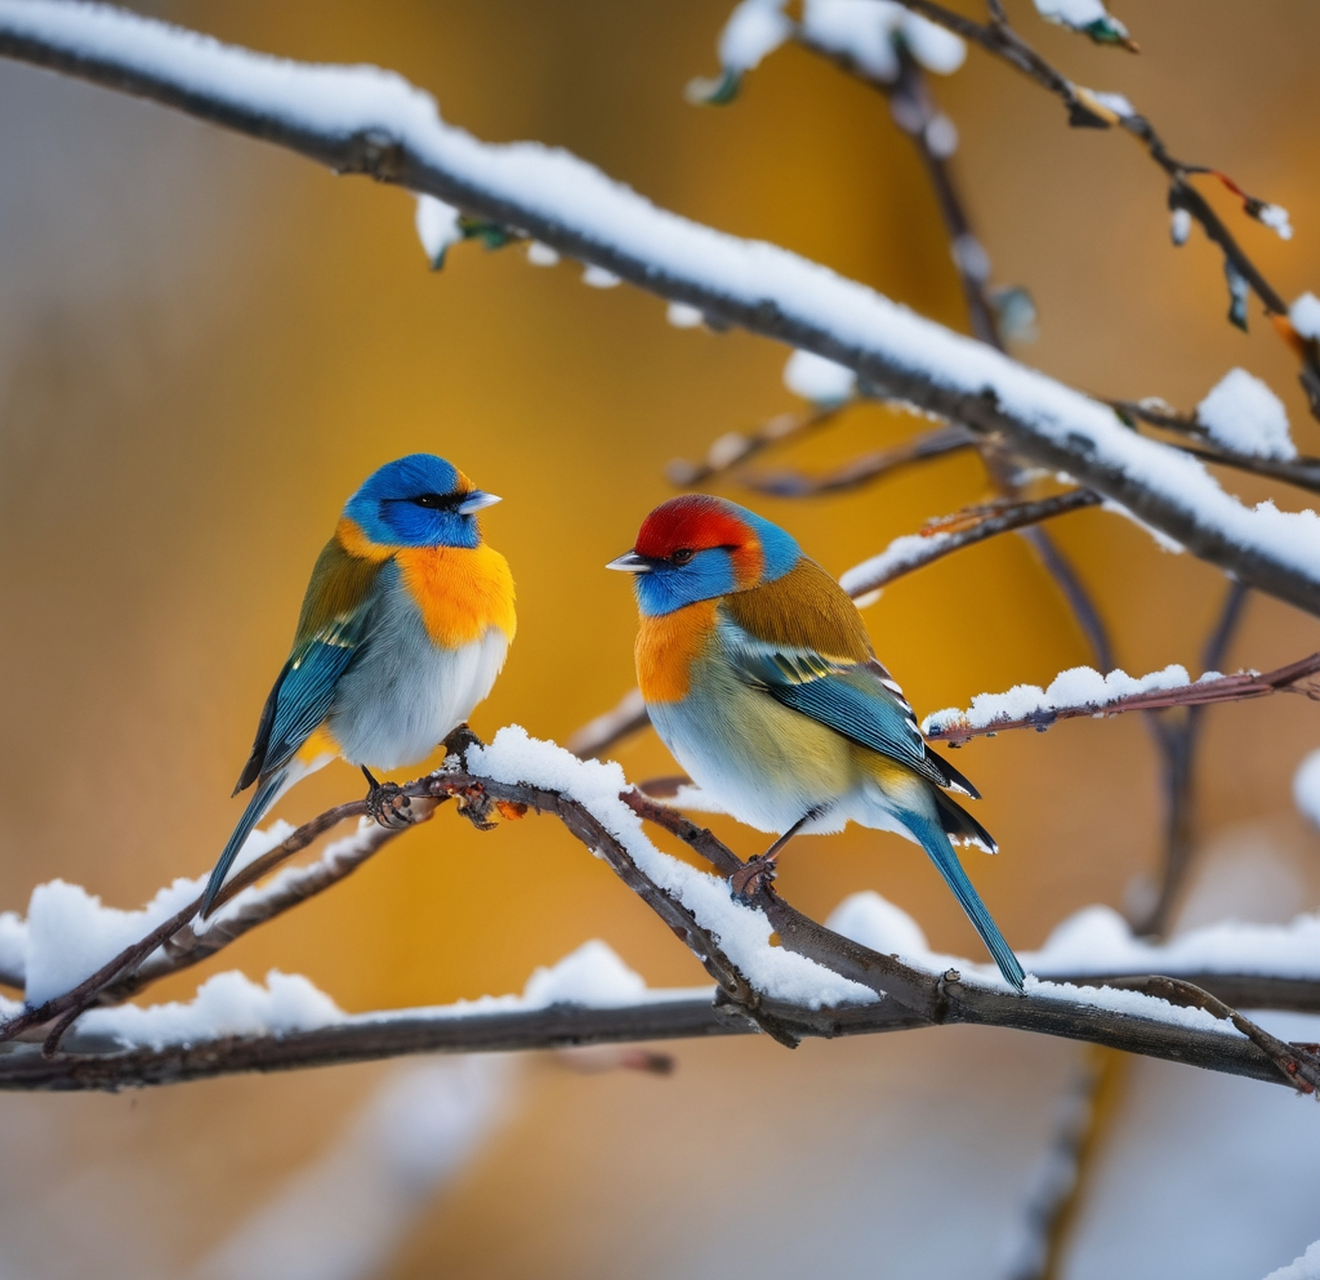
<box><xmin>327</xmin><ymin>580</ymin><xmax>508</xmax><ymax>770</ymax></box>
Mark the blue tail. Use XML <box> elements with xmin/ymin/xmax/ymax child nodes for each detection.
<box><xmin>202</xmin><ymin>770</ymin><xmax>287</xmax><ymax>918</ymax></box>
<box><xmin>901</xmin><ymin>807</ymin><xmax>1026</xmax><ymax>991</ymax></box>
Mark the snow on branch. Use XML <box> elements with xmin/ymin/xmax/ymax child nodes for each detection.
<box><xmin>838</xmin><ymin>489</ymin><xmax>1101</xmax><ymax>601</ymax></box>
<box><xmin>4</xmin><ymin>5</ymin><xmax>1320</xmax><ymax>614</ymax></box>
<box><xmin>924</xmin><ymin>652</ymin><xmax>1320</xmax><ymax>744</ymax></box>
<box><xmin>0</xmin><ymin>729</ymin><xmax>1317</xmax><ymax>1092</ymax></box>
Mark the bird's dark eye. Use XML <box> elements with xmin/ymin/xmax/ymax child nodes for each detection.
<box><xmin>671</xmin><ymin>548</ymin><xmax>695</xmax><ymax>565</ymax></box>
<box><xmin>411</xmin><ymin>493</ymin><xmax>450</xmax><ymax>509</ymax></box>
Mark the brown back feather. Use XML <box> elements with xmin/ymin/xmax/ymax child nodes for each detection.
<box><xmin>721</xmin><ymin>557</ymin><xmax>873</xmax><ymax>664</ymax></box>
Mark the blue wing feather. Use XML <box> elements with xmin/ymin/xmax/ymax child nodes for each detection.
<box><xmin>719</xmin><ymin>616</ymin><xmax>974</xmax><ymax>795</ymax></box>
<box><xmin>899</xmin><ymin>806</ymin><xmax>1025</xmax><ymax>990</ymax></box>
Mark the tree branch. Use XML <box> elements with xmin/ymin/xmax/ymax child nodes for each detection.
<box><xmin>925</xmin><ymin>648</ymin><xmax>1320</xmax><ymax>745</ymax></box>
<box><xmin>2</xmin><ymin>6</ymin><xmax>1319</xmax><ymax>613</ymax></box>
<box><xmin>741</xmin><ymin>423</ymin><xmax>976</xmax><ymax>496</ymax></box>
<box><xmin>840</xmin><ymin>489</ymin><xmax>1103</xmax><ymax>599</ymax></box>
<box><xmin>880</xmin><ymin>0</ymin><xmax>1320</xmax><ymax>402</ymax></box>
<box><xmin>0</xmin><ymin>741</ymin><xmax>1316</xmax><ymax>1091</ymax></box>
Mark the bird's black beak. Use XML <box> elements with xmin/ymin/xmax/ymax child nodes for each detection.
<box><xmin>606</xmin><ymin>550</ymin><xmax>652</xmax><ymax>573</ymax></box>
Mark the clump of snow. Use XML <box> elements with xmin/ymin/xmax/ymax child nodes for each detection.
<box><xmin>718</xmin><ymin>0</ymin><xmax>792</xmax><ymax>73</ymax></box>
<box><xmin>79</xmin><ymin>969</ymin><xmax>343</xmax><ymax>1050</ymax></box>
<box><xmin>1033</xmin><ymin>0</ymin><xmax>1130</xmax><ymax>41</ymax></box>
<box><xmin>1196</xmin><ymin>368</ymin><xmax>1296</xmax><ymax>461</ymax></box>
<box><xmin>1090</xmin><ymin>90</ymin><xmax>1134</xmax><ymax>118</ymax></box>
<box><xmin>526</xmin><ymin>241</ymin><xmax>559</xmax><ymax>266</ymax></box>
<box><xmin>952</xmin><ymin>233</ymin><xmax>990</xmax><ymax>283</ymax></box>
<box><xmin>923</xmin><ymin>663</ymin><xmax>1194</xmax><ymax>735</ymax></box>
<box><xmin>1025</xmin><ymin>902</ymin><xmax>1320</xmax><ymax>981</ymax></box>
<box><xmin>666</xmin><ymin>301</ymin><xmax>704</xmax><ymax>328</ymax></box>
<box><xmin>522</xmin><ymin>940</ymin><xmax>648</xmax><ymax>1008</ymax></box>
<box><xmin>0</xmin><ymin>911</ymin><xmax>27</xmax><ymax>985</ymax></box>
<box><xmin>24</xmin><ymin>875</ymin><xmax>203</xmax><ymax>1007</ymax></box>
<box><xmin>924</xmin><ymin>113</ymin><xmax>958</xmax><ymax>159</ymax></box>
<box><xmin>1290</xmin><ymin>293</ymin><xmax>1320</xmax><ymax>342</ymax></box>
<box><xmin>1292</xmin><ymin>749</ymin><xmax>1320</xmax><ymax>831</ymax></box>
<box><xmin>1257</xmin><ymin>203</ymin><xmax>1293</xmax><ymax>241</ymax></box>
<box><xmin>413</xmin><ymin>193</ymin><xmax>461</xmax><ymax>268</ymax></box>
<box><xmin>783</xmin><ymin>348</ymin><xmax>856</xmax><ymax>403</ymax></box>
<box><xmin>839</xmin><ymin>531</ymin><xmax>952</xmax><ymax>601</ymax></box>
<box><xmin>898</xmin><ymin>7</ymin><xmax>965</xmax><ymax>74</ymax></box>
<box><xmin>1264</xmin><ymin>1240</ymin><xmax>1320</xmax><ymax>1280</ymax></box>
<box><xmin>582</xmin><ymin>264</ymin><xmax>620</xmax><ymax>288</ymax></box>
<box><xmin>826</xmin><ymin>891</ymin><xmax>931</xmax><ymax>960</ymax></box>
<box><xmin>469</xmin><ymin>727</ymin><xmax>877</xmax><ymax>1008</ymax></box>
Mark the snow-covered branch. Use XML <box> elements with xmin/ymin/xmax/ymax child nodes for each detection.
<box><xmin>1</xmin><ymin>729</ymin><xmax>1319</xmax><ymax>1092</ymax></box>
<box><xmin>838</xmin><ymin>489</ymin><xmax>1101</xmax><ymax>601</ymax></box>
<box><xmin>4</xmin><ymin>4</ymin><xmax>1320</xmax><ymax>613</ymax></box>
<box><xmin>924</xmin><ymin>652</ymin><xmax>1320</xmax><ymax>744</ymax></box>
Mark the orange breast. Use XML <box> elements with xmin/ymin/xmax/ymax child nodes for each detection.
<box><xmin>636</xmin><ymin>600</ymin><xmax>717</xmax><ymax>704</ymax></box>
<box><xmin>394</xmin><ymin>543</ymin><xmax>517</xmax><ymax>649</ymax></box>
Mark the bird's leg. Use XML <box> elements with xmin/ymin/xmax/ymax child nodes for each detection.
<box><xmin>362</xmin><ymin>765</ymin><xmax>415</xmax><ymax>830</ymax></box>
<box><xmin>730</xmin><ymin>806</ymin><xmax>827</xmax><ymax>902</ymax></box>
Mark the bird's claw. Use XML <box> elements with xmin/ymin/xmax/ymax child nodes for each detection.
<box><xmin>730</xmin><ymin>855</ymin><xmax>777</xmax><ymax>903</ymax></box>
<box><xmin>365</xmin><ymin>778</ymin><xmax>416</xmax><ymax>830</ymax></box>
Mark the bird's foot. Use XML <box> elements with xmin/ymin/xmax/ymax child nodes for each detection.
<box><xmin>442</xmin><ymin>723</ymin><xmax>483</xmax><ymax>768</ymax></box>
<box><xmin>730</xmin><ymin>854</ymin><xmax>778</xmax><ymax>903</ymax></box>
<box><xmin>362</xmin><ymin>767</ymin><xmax>416</xmax><ymax>830</ymax></box>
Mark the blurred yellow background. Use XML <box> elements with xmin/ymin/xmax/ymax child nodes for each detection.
<box><xmin>1</xmin><ymin>1</ymin><xmax>1319</xmax><ymax>1276</ymax></box>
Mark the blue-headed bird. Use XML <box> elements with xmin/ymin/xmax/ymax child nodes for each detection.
<box><xmin>203</xmin><ymin>454</ymin><xmax>515</xmax><ymax>916</ymax></box>
<box><xmin>608</xmin><ymin>494</ymin><xmax>1025</xmax><ymax>990</ymax></box>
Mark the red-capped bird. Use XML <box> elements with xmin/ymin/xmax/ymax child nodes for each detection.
<box><xmin>608</xmin><ymin>494</ymin><xmax>1024</xmax><ymax>989</ymax></box>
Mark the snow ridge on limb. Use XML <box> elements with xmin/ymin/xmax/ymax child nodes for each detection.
<box><xmin>924</xmin><ymin>653</ymin><xmax>1320</xmax><ymax>743</ymax></box>
<box><xmin>3</xmin><ymin>4</ymin><xmax>1320</xmax><ymax>613</ymax></box>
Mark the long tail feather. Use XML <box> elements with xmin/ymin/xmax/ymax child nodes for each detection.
<box><xmin>202</xmin><ymin>770</ymin><xmax>287</xmax><ymax>917</ymax></box>
<box><xmin>902</xmin><ymin>807</ymin><xmax>1025</xmax><ymax>991</ymax></box>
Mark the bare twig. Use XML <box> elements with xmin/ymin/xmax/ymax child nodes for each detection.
<box><xmin>925</xmin><ymin>645</ymin><xmax>1316</xmax><ymax>745</ymax></box>
<box><xmin>665</xmin><ymin>405</ymin><xmax>845</xmax><ymax>487</ymax></box>
<box><xmin>1134</xmin><ymin>579</ymin><xmax>1250</xmax><ymax>937</ymax></box>
<box><xmin>741</xmin><ymin>423</ymin><xmax>975</xmax><ymax>495</ymax></box>
<box><xmin>566</xmin><ymin>688</ymin><xmax>649</xmax><ymax>761</ymax></box>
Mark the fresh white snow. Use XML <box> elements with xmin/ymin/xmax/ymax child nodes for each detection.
<box><xmin>839</xmin><ymin>531</ymin><xmax>952</xmax><ymax>600</ymax></box>
<box><xmin>1290</xmin><ymin>292</ymin><xmax>1320</xmax><ymax>342</ymax></box>
<box><xmin>1196</xmin><ymin>368</ymin><xmax>1296</xmax><ymax>461</ymax></box>
<box><xmin>0</xmin><ymin>3</ymin><xmax>1318</xmax><ymax>598</ymax></box>
<box><xmin>521</xmin><ymin>939</ymin><xmax>649</xmax><ymax>1008</ymax></box>
<box><xmin>1263</xmin><ymin>1241</ymin><xmax>1320</xmax><ymax>1280</ymax></box>
<box><xmin>800</xmin><ymin>0</ymin><xmax>965</xmax><ymax>83</ymax></box>
<box><xmin>413</xmin><ymin>193</ymin><xmax>461</xmax><ymax>267</ymax></box>
<box><xmin>79</xmin><ymin>969</ymin><xmax>344</xmax><ymax>1050</ymax></box>
<box><xmin>1292</xmin><ymin>748</ymin><xmax>1320</xmax><ymax>831</ymax></box>
<box><xmin>1258</xmin><ymin>203</ymin><xmax>1293</xmax><ymax>241</ymax></box>
<box><xmin>783</xmin><ymin>348</ymin><xmax>857</xmax><ymax>403</ymax></box>
<box><xmin>717</xmin><ymin>0</ymin><xmax>792</xmax><ymax>73</ymax></box>
<box><xmin>923</xmin><ymin>663</ymin><xmax>1218</xmax><ymax>736</ymax></box>
<box><xmin>469</xmin><ymin>727</ymin><xmax>879</xmax><ymax>1008</ymax></box>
